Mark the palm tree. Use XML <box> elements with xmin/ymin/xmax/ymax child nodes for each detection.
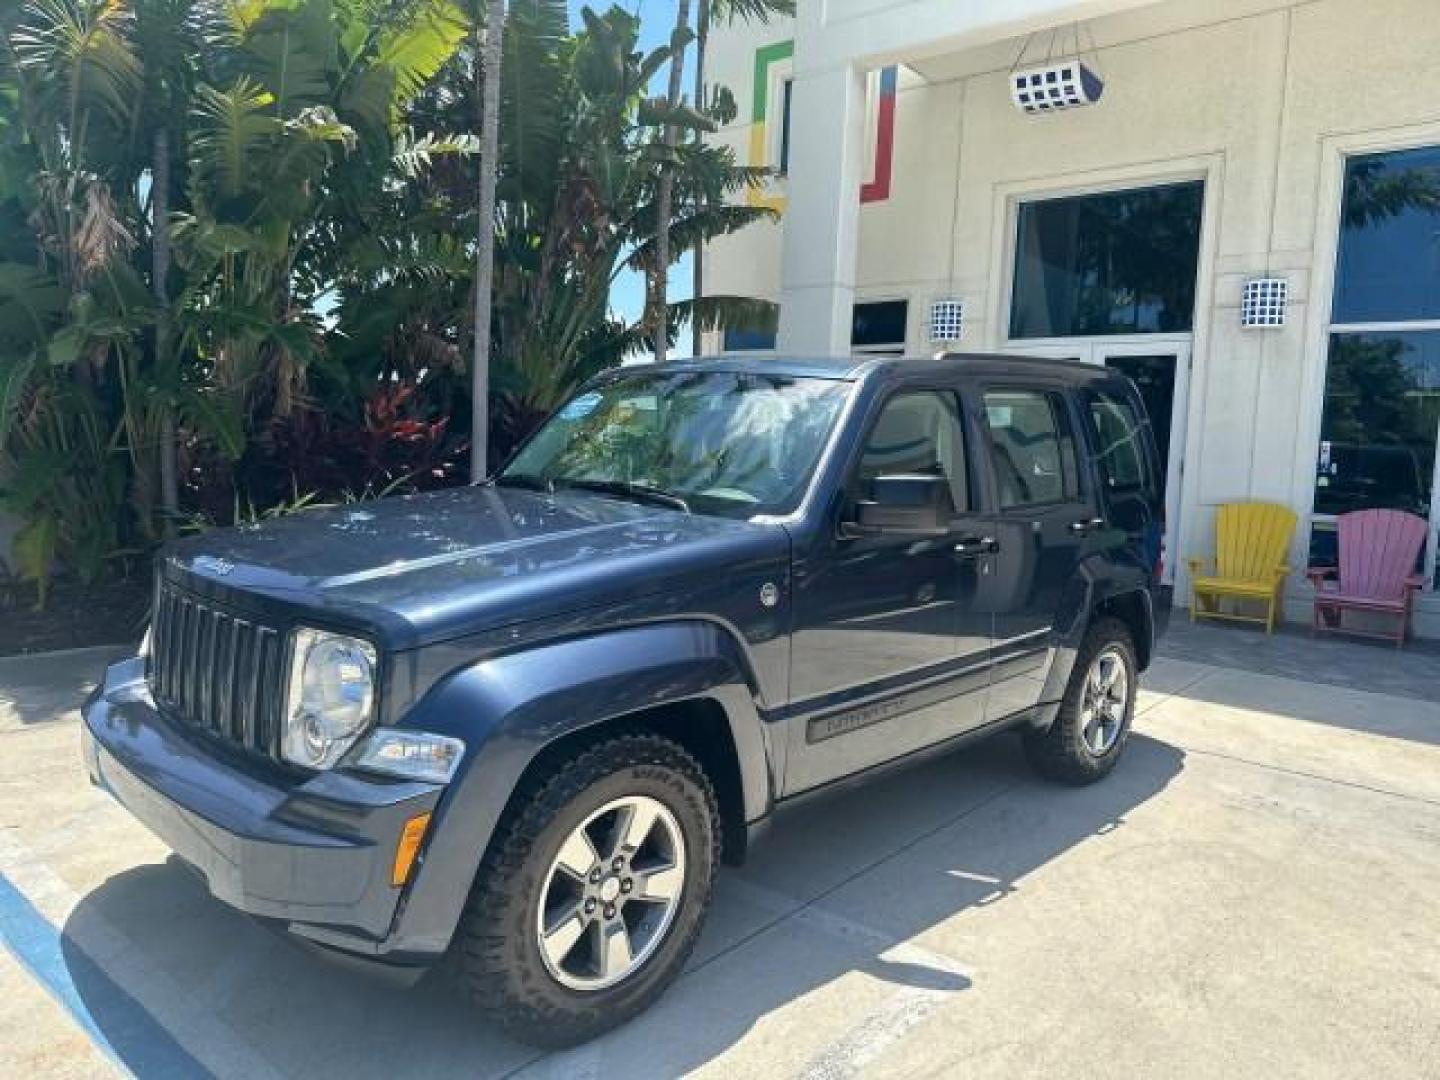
<box><xmin>470</xmin><ymin>0</ymin><xmax>504</xmax><ymax>481</ymax></box>
<box><xmin>132</xmin><ymin>0</ymin><xmax>202</xmax><ymax>527</ymax></box>
<box><xmin>647</xmin><ymin>0</ymin><xmax>692</xmax><ymax>363</ymax></box>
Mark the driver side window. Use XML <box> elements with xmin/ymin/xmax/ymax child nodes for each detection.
<box><xmin>854</xmin><ymin>391</ymin><xmax>970</xmax><ymax>512</ymax></box>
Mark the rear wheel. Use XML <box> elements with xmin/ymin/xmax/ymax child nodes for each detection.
<box><xmin>455</xmin><ymin>734</ymin><xmax>719</xmax><ymax>1048</ymax></box>
<box><xmin>1024</xmin><ymin>618</ymin><xmax>1137</xmax><ymax>785</ymax></box>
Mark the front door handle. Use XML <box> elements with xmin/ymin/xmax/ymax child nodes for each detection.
<box><xmin>1069</xmin><ymin>517</ymin><xmax>1105</xmax><ymax>534</ymax></box>
<box><xmin>954</xmin><ymin>535</ymin><xmax>999</xmax><ymax>556</ymax></box>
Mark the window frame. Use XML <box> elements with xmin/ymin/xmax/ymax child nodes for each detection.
<box><xmin>1311</xmin><ymin>141</ymin><xmax>1440</xmax><ymax>591</ymax></box>
<box><xmin>978</xmin><ymin>385</ymin><xmax>1087</xmax><ymax>512</ymax></box>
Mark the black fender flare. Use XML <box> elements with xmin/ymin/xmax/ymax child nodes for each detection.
<box><xmin>1037</xmin><ymin>568</ymin><xmax>1155</xmax><ymax>712</ymax></box>
<box><xmin>382</xmin><ymin>620</ymin><xmax>774</xmax><ymax>958</ymax></box>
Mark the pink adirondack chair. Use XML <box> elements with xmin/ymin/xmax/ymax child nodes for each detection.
<box><xmin>1307</xmin><ymin>509</ymin><xmax>1428</xmax><ymax>647</ymax></box>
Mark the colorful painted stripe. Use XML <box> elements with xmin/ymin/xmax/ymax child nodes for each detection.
<box><xmin>746</xmin><ymin>40</ymin><xmax>897</xmax><ymax>208</ymax></box>
<box><xmin>748</xmin><ymin>40</ymin><xmax>795</xmax><ymax>212</ymax></box>
<box><xmin>859</xmin><ymin>65</ymin><xmax>898</xmax><ymax>204</ymax></box>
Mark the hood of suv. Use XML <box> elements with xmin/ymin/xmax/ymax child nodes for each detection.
<box><xmin>163</xmin><ymin>485</ymin><xmax>789</xmax><ymax>646</ymax></box>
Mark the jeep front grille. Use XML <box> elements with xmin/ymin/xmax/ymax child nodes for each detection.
<box><xmin>149</xmin><ymin>582</ymin><xmax>285</xmax><ymax>755</ymax></box>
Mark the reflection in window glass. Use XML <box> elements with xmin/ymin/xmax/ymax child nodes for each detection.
<box><xmin>1311</xmin><ymin>332</ymin><xmax>1440</xmax><ymax>575</ymax></box>
<box><xmin>505</xmin><ymin>371</ymin><xmax>850</xmax><ymax>519</ymax></box>
<box><xmin>852</xmin><ymin>300</ymin><xmax>908</xmax><ymax>351</ymax></box>
<box><xmin>1333</xmin><ymin>146</ymin><xmax>1440</xmax><ymax>324</ymax></box>
<box><xmin>857</xmin><ymin>392</ymin><xmax>969</xmax><ymax>512</ymax></box>
<box><xmin>1009</xmin><ymin>182</ymin><xmax>1204</xmax><ymax>339</ymax></box>
<box><xmin>1086</xmin><ymin>390</ymin><xmax>1150</xmax><ymax>491</ymax></box>
<box><xmin>984</xmin><ymin>390</ymin><xmax>1080</xmax><ymax>508</ymax></box>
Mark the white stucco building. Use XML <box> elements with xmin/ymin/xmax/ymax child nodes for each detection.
<box><xmin>701</xmin><ymin>0</ymin><xmax>1440</xmax><ymax>635</ymax></box>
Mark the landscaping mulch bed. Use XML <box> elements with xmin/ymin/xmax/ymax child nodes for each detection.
<box><xmin>0</xmin><ymin>575</ymin><xmax>150</xmax><ymax>657</ymax></box>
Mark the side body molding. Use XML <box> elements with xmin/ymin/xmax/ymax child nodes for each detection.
<box><xmin>383</xmin><ymin>621</ymin><xmax>776</xmax><ymax>958</ymax></box>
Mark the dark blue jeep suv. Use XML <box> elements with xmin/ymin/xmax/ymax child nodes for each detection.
<box><xmin>83</xmin><ymin>353</ymin><xmax>1169</xmax><ymax>1046</ymax></box>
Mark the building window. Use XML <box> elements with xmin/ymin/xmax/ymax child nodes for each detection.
<box><xmin>722</xmin><ymin>327</ymin><xmax>777</xmax><ymax>352</ymax></box>
<box><xmin>852</xmin><ymin>300</ymin><xmax>907</xmax><ymax>354</ymax></box>
<box><xmin>1008</xmin><ymin>181</ymin><xmax>1204</xmax><ymax>339</ymax></box>
<box><xmin>1314</xmin><ymin>147</ymin><xmax>1440</xmax><ymax>585</ymax></box>
<box><xmin>1332</xmin><ymin>146</ymin><xmax>1440</xmax><ymax>324</ymax></box>
<box><xmin>778</xmin><ymin>77</ymin><xmax>793</xmax><ymax>176</ymax></box>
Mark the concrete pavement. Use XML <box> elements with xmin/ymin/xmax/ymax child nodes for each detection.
<box><xmin>1</xmin><ymin>644</ymin><xmax>1438</xmax><ymax>1078</ymax></box>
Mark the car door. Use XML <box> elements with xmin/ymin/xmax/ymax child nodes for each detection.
<box><xmin>972</xmin><ymin>382</ymin><xmax>1098</xmax><ymax>724</ymax></box>
<box><xmin>784</xmin><ymin>386</ymin><xmax>995</xmax><ymax>794</ymax></box>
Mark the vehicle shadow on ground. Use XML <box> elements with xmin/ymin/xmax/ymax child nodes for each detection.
<box><xmin>61</xmin><ymin>733</ymin><xmax>1183</xmax><ymax>1079</ymax></box>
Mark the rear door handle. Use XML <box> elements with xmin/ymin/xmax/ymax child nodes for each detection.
<box><xmin>1069</xmin><ymin>517</ymin><xmax>1105</xmax><ymax>534</ymax></box>
<box><xmin>954</xmin><ymin>535</ymin><xmax>999</xmax><ymax>556</ymax></box>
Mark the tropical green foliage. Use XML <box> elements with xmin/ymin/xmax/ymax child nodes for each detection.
<box><xmin>0</xmin><ymin>0</ymin><xmax>778</xmax><ymax>605</ymax></box>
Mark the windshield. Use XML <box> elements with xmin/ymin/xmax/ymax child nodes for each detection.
<box><xmin>501</xmin><ymin>370</ymin><xmax>853</xmax><ymax>518</ymax></box>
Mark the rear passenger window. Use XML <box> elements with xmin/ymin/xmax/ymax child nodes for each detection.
<box><xmin>983</xmin><ymin>389</ymin><xmax>1080</xmax><ymax>508</ymax></box>
<box><xmin>1086</xmin><ymin>389</ymin><xmax>1152</xmax><ymax>492</ymax></box>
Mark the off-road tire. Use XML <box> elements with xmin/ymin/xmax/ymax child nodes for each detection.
<box><xmin>455</xmin><ymin>734</ymin><xmax>720</xmax><ymax>1048</ymax></box>
<box><xmin>1024</xmin><ymin>617</ymin><xmax>1137</xmax><ymax>785</ymax></box>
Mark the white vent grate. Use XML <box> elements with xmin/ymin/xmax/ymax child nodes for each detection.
<box><xmin>928</xmin><ymin>298</ymin><xmax>964</xmax><ymax>343</ymax></box>
<box><xmin>1011</xmin><ymin>61</ymin><xmax>1104</xmax><ymax>114</ymax></box>
<box><xmin>1241</xmin><ymin>277</ymin><xmax>1288</xmax><ymax>328</ymax></box>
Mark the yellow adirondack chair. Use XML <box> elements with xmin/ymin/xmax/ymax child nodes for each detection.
<box><xmin>1187</xmin><ymin>502</ymin><xmax>1297</xmax><ymax>634</ymax></box>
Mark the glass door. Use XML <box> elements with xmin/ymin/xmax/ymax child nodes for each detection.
<box><xmin>1002</xmin><ymin>340</ymin><xmax>1190</xmax><ymax>582</ymax></box>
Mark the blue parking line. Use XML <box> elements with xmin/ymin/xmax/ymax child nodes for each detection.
<box><xmin>0</xmin><ymin>872</ymin><xmax>208</xmax><ymax>1079</ymax></box>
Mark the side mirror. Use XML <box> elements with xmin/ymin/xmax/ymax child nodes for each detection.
<box><xmin>844</xmin><ymin>473</ymin><xmax>954</xmax><ymax>538</ymax></box>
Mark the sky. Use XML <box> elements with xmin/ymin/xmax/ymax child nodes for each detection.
<box><xmin>566</xmin><ymin>0</ymin><xmax>693</xmax><ymax>358</ymax></box>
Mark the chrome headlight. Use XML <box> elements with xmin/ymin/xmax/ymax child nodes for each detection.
<box><xmin>282</xmin><ymin>629</ymin><xmax>377</xmax><ymax>770</ymax></box>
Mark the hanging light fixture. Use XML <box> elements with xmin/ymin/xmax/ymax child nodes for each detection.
<box><xmin>1010</xmin><ymin>24</ymin><xmax>1104</xmax><ymax>115</ymax></box>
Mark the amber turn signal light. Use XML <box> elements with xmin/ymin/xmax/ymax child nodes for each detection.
<box><xmin>392</xmin><ymin>812</ymin><xmax>432</xmax><ymax>887</ymax></box>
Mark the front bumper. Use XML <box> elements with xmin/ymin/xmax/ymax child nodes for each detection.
<box><xmin>82</xmin><ymin>658</ymin><xmax>445</xmax><ymax>973</ymax></box>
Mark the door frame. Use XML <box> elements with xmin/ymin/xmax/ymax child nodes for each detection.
<box><xmin>1001</xmin><ymin>335</ymin><xmax>1191</xmax><ymax>584</ymax></box>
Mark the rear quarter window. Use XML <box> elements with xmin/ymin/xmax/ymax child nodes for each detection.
<box><xmin>1084</xmin><ymin>387</ymin><xmax>1155</xmax><ymax>495</ymax></box>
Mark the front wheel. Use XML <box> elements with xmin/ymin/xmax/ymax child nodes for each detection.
<box><xmin>1024</xmin><ymin>618</ymin><xmax>1138</xmax><ymax>785</ymax></box>
<box><xmin>454</xmin><ymin>734</ymin><xmax>720</xmax><ymax>1048</ymax></box>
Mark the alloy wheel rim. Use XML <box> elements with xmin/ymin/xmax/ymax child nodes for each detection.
<box><xmin>535</xmin><ymin>795</ymin><xmax>687</xmax><ymax>991</ymax></box>
<box><xmin>1081</xmin><ymin>648</ymin><xmax>1130</xmax><ymax>756</ymax></box>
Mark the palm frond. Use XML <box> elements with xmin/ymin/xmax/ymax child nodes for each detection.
<box><xmin>188</xmin><ymin>76</ymin><xmax>279</xmax><ymax>201</ymax></box>
<box><xmin>10</xmin><ymin>0</ymin><xmax>142</xmax><ymax>132</ymax></box>
<box><xmin>391</xmin><ymin>128</ymin><xmax>478</xmax><ymax>176</ymax></box>
<box><xmin>373</xmin><ymin>0</ymin><xmax>469</xmax><ymax>107</ymax></box>
<box><xmin>669</xmin><ymin>294</ymin><xmax>778</xmax><ymax>335</ymax></box>
<box><xmin>626</xmin><ymin>203</ymin><xmax>777</xmax><ymax>272</ymax></box>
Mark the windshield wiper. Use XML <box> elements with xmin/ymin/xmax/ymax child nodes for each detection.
<box><xmin>493</xmin><ymin>472</ymin><xmax>553</xmax><ymax>493</ymax></box>
<box><xmin>553</xmin><ymin>478</ymin><xmax>690</xmax><ymax>514</ymax></box>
